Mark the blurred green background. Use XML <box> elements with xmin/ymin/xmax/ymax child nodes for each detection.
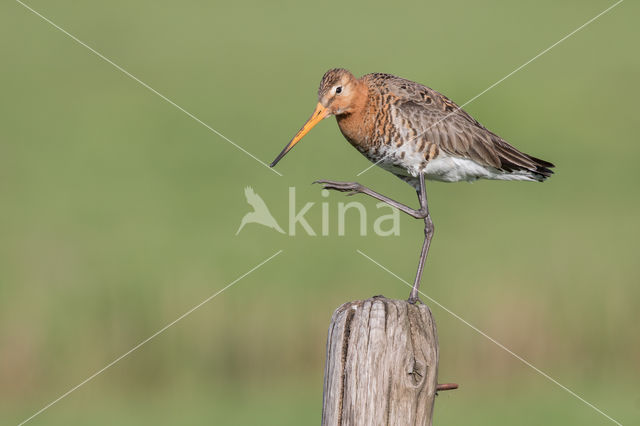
<box><xmin>1</xmin><ymin>0</ymin><xmax>638</xmax><ymax>424</ymax></box>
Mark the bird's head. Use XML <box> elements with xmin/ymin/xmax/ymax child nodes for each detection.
<box><xmin>270</xmin><ymin>68</ymin><xmax>363</xmax><ymax>167</ymax></box>
<box><xmin>317</xmin><ymin>68</ymin><xmax>361</xmax><ymax>115</ymax></box>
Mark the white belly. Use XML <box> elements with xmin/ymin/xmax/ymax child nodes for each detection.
<box><xmin>423</xmin><ymin>155</ymin><xmax>496</xmax><ymax>182</ymax></box>
<box><xmin>373</xmin><ymin>145</ymin><xmax>538</xmax><ymax>183</ymax></box>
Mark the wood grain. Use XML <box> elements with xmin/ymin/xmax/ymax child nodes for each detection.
<box><xmin>322</xmin><ymin>296</ymin><xmax>439</xmax><ymax>426</ymax></box>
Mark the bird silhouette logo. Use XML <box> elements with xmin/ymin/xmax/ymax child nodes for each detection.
<box><xmin>236</xmin><ymin>186</ymin><xmax>285</xmax><ymax>235</ymax></box>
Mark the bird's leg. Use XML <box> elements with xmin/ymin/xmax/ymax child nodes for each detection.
<box><xmin>314</xmin><ymin>175</ymin><xmax>434</xmax><ymax>304</ymax></box>
<box><xmin>313</xmin><ymin>180</ymin><xmax>428</xmax><ymax>219</ymax></box>
<box><xmin>409</xmin><ymin>172</ymin><xmax>434</xmax><ymax>304</ymax></box>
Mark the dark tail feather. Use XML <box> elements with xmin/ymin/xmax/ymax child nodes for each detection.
<box><xmin>526</xmin><ymin>154</ymin><xmax>555</xmax><ymax>181</ymax></box>
<box><xmin>497</xmin><ymin>152</ymin><xmax>555</xmax><ymax>181</ymax></box>
<box><xmin>491</xmin><ymin>137</ymin><xmax>555</xmax><ymax>181</ymax></box>
<box><xmin>527</xmin><ymin>154</ymin><xmax>554</xmax><ymax>169</ymax></box>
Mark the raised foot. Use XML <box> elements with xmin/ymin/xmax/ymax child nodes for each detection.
<box><xmin>313</xmin><ymin>180</ymin><xmax>363</xmax><ymax>196</ymax></box>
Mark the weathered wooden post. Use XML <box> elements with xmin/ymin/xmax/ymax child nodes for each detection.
<box><xmin>321</xmin><ymin>296</ymin><xmax>441</xmax><ymax>425</ymax></box>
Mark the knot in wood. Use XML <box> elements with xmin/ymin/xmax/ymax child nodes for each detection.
<box><xmin>322</xmin><ymin>296</ymin><xmax>439</xmax><ymax>426</ymax></box>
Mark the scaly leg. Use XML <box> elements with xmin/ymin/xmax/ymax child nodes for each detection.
<box><xmin>410</xmin><ymin>173</ymin><xmax>434</xmax><ymax>303</ymax></box>
<box><xmin>314</xmin><ymin>174</ymin><xmax>434</xmax><ymax>304</ymax></box>
<box><xmin>313</xmin><ymin>179</ymin><xmax>428</xmax><ymax>219</ymax></box>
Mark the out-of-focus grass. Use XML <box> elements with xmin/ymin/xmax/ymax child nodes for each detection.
<box><xmin>6</xmin><ymin>378</ymin><xmax>639</xmax><ymax>425</ymax></box>
<box><xmin>1</xmin><ymin>0</ymin><xmax>639</xmax><ymax>424</ymax></box>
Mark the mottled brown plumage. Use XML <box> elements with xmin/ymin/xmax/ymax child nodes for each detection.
<box><xmin>270</xmin><ymin>68</ymin><xmax>554</xmax><ymax>303</ymax></box>
<box><xmin>317</xmin><ymin>69</ymin><xmax>554</xmax><ymax>189</ymax></box>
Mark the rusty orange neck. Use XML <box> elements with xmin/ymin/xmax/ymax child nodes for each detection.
<box><xmin>335</xmin><ymin>79</ymin><xmax>372</xmax><ymax>148</ymax></box>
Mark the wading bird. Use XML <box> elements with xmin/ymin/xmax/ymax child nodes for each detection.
<box><xmin>270</xmin><ymin>68</ymin><xmax>554</xmax><ymax>303</ymax></box>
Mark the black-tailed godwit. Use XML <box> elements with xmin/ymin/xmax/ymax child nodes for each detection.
<box><xmin>271</xmin><ymin>68</ymin><xmax>554</xmax><ymax>303</ymax></box>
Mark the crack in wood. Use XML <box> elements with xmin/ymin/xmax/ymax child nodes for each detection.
<box><xmin>323</xmin><ymin>297</ymin><xmax>439</xmax><ymax>426</ymax></box>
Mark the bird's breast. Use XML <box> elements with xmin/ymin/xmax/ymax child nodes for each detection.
<box><xmin>336</xmin><ymin>112</ymin><xmax>370</xmax><ymax>148</ymax></box>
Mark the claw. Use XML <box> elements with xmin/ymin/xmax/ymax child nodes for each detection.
<box><xmin>314</xmin><ymin>180</ymin><xmax>362</xmax><ymax>195</ymax></box>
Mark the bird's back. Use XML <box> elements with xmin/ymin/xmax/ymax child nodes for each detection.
<box><xmin>346</xmin><ymin>73</ymin><xmax>554</xmax><ymax>185</ymax></box>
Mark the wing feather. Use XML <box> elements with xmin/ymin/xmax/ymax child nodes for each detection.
<box><xmin>377</xmin><ymin>75</ymin><xmax>553</xmax><ymax>175</ymax></box>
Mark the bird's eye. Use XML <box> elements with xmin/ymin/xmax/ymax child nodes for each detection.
<box><xmin>335</xmin><ymin>86</ymin><xmax>342</xmax><ymax>94</ymax></box>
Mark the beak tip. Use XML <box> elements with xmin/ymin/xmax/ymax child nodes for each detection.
<box><xmin>269</xmin><ymin>157</ymin><xmax>282</xmax><ymax>168</ymax></box>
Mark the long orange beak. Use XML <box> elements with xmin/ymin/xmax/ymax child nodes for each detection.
<box><xmin>270</xmin><ymin>103</ymin><xmax>330</xmax><ymax>167</ymax></box>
